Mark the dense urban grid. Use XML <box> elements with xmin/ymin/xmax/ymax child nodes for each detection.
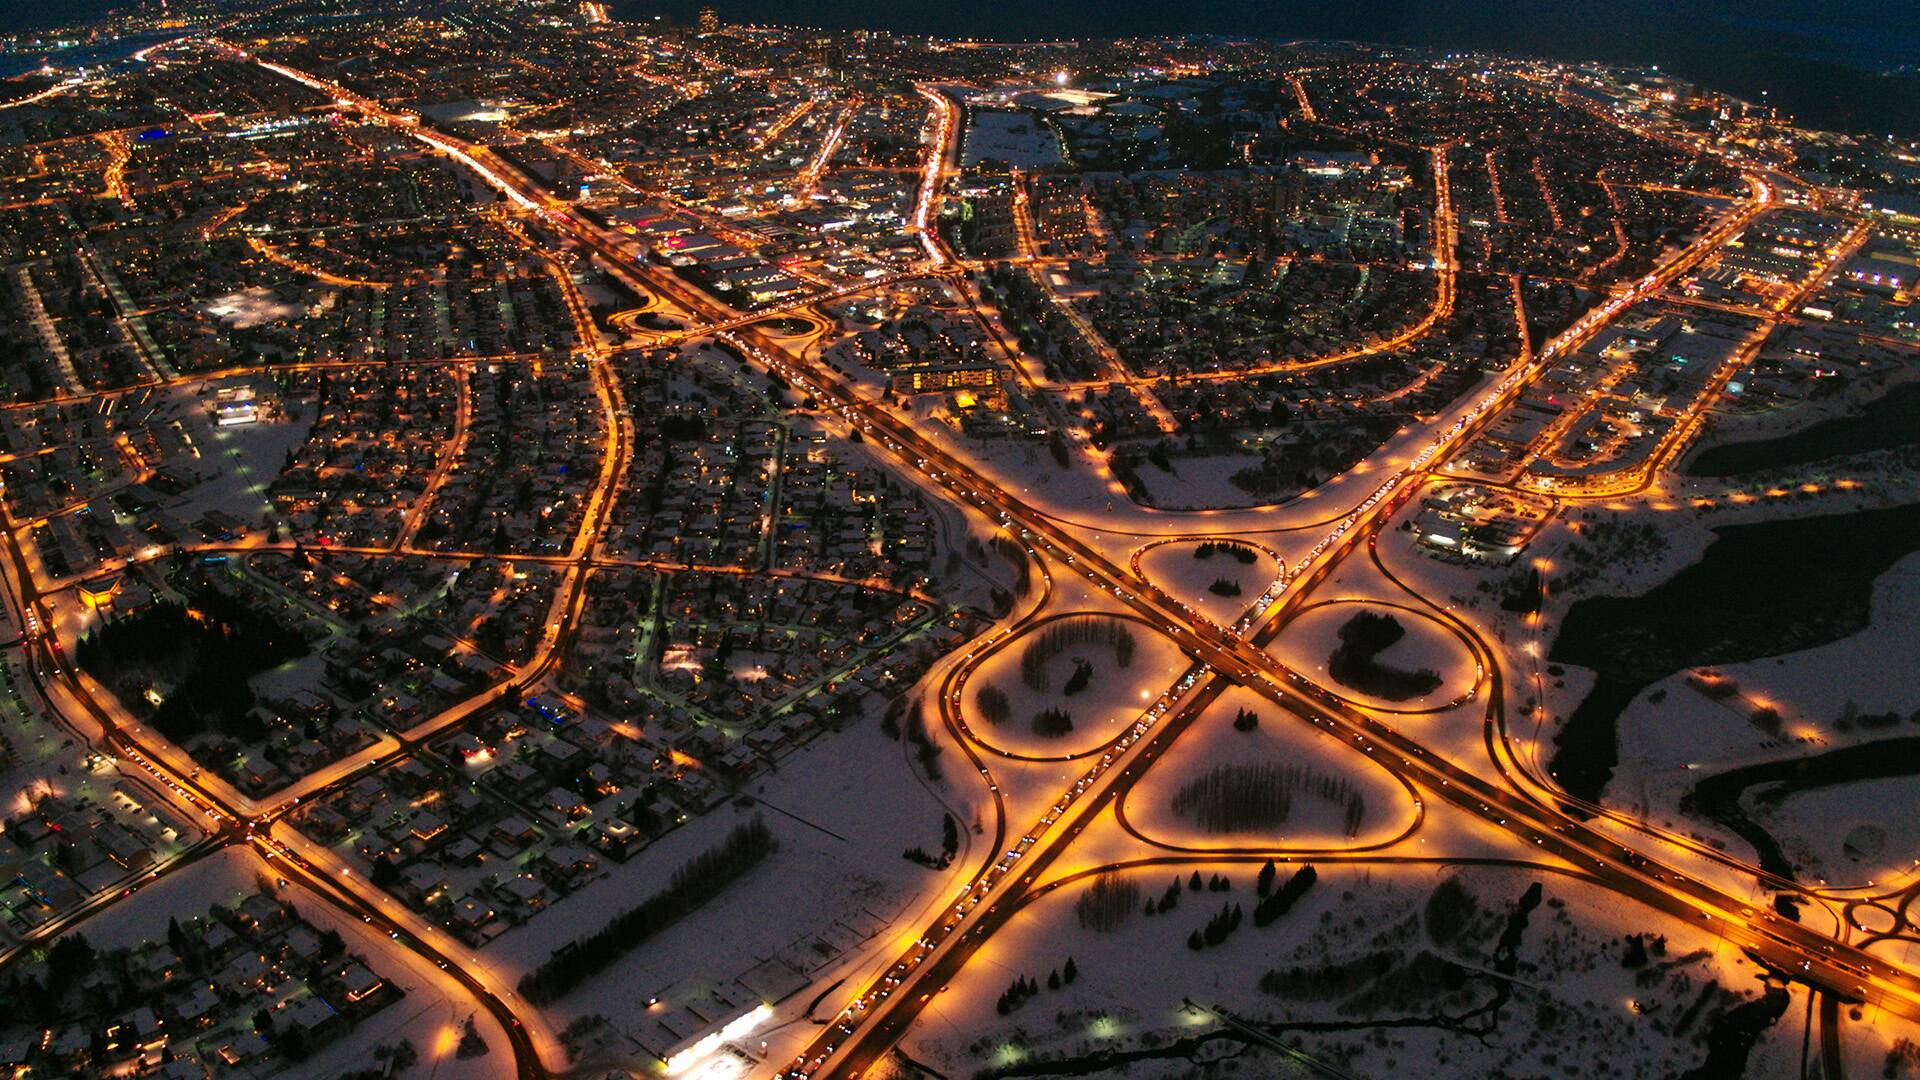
<box><xmin>1</xmin><ymin>1</ymin><xmax>1920</xmax><ymax>1078</ymax></box>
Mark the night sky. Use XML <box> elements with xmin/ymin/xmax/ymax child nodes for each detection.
<box><xmin>628</xmin><ymin>0</ymin><xmax>1920</xmax><ymax>135</ymax></box>
<box><xmin>3</xmin><ymin>0</ymin><xmax>1916</xmax><ymax>133</ymax></box>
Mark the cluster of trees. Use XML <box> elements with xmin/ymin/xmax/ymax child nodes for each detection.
<box><xmin>1193</xmin><ymin>541</ymin><xmax>1260</xmax><ymax>565</ymax></box>
<box><xmin>1252</xmin><ymin>864</ymin><xmax>1317</xmax><ymax>927</ymax></box>
<box><xmin>1229</xmin><ymin>411</ymin><xmax>1403</xmax><ymax>500</ymax></box>
<box><xmin>989</xmin><ymin>534</ymin><xmax>1034</xmax><ymax>597</ymax></box>
<box><xmin>1883</xmin><ymin>1038</ymin><xmax>1920</xmax><ymax>1080</ymax></box>
<box><xmin>1833</xmin><ymin>698</ymin><xmax>1920</xmax><ymax>732</ymax></box>
<box><xmin>1145</xmin><ymin>871</ymin><xmax>1232</xmax><ymax>922</ymax></box>
<box><xmin>1231</xmin><ymin>707</ymin><xmax>1260</xmax><ymax>732</ymax></box>
<box><xmin>1186</xmin><ymin>902</ymin><xmax>1244</xmax><ymax>949</ymax></box>
<box><xmin>883</xmin><ymin>698</ymin><xmax>943</xmax><ymax>781</ymax></box>
<box><xmin>1327</xmin><ymin>611</ymin><xmax>1442</xmax><ymax>701</ymax></box>
<box><xmin>1136</xmin><ymin>860</ymin><xmax>1320</xmax><ymax>937</ymax></box>
<box><xmin>1553</xmin><ymin>519</ymin><xmax>1668</xmax><ymax>594</ymax></box>
<box><xmin>1192</xmin><ymin>870</ymin><xmax>1231</xmax><ymax>892</ymax></box>
<box><xmin>518</xmin><ymin>817</ymin><xmax>776</xmax><ymax>1005</ymax></box>
<box><xmin>903</xmin><ymin>814</ymin><xmax>961</xmax><ymax>870</ymax></box>
<box><xmin>975</xmin><ymin>683</ymin><xmax>1010</xmax><ymax>724</ymax></box>
<box><xmin>1019</xmin><ymin>617</ymin><xmax>1136</xmax><ymax>692</ymax></box>
<box><xmin>901</xmin><ymin>706</ymin><xmax>943</xmax><ymax>782</ymax></box>
<box><xmin>455</xmin><ymin>1015</ymin><xmax>488</xmax><ymax>1059</ymax></box>
<box><xmin>1032</xmin><ymin>707</ymin><xmax>1074</xmax><ymax>738</ymax></box>
<box><xmin>76</xmin><ymin>590</ymin><xmax>310</xmax><ymax>744</ymax></box>
<box><xmin>1255</xmin><ymin>859</ymin><xmax>1279</xmax><ymax>895</ymax></box>
<box><xmin>43</xmin><ymin>933</ymin><xmax>96</xmax><ymax>998</ymax></box>
<box><xmin>1141</xmin><ymin>875</ymin><xmax>1187</xmax><ymax>917</ymax></box>
<box><xmin>1074</xmin><ymin>871</ymin><xmax>1140</xmax><ymax>932</ymax></box>
<box><xmin>657</xmin><ymin>414</ymin><xmax>710</xmax><ymax>440</ymax></box>
<box><xmin>1207</xmin><ymin>578</ymin><xmax>1243</xmax><ymax>597</ymax></box>
<box><xmin>1259</xmin><ymin>949</ymin><xmax>1397</xmax><ymax>1000</ymax></box>
<box><xmin>1423</xmin><ymin>876</ymin><xmax>1479</xmax><ymax>946</ymax></box>
<box><xmin>1620</xmin><ymin>932</ymin><xmax>1669</xmax><ymax>969</ymax></box>
<box><xmin>1171</xmin><ymin>762</ymin><xmax>1366</xmax><ymax>836</ymax></box>
<box><xmin>994</xmin><ymin>958</ymin><xmax>1078</xmax><ymax>1014</ymax></box>
<box><xmin>1061</xmin><ymin>658</ymin><xmax>1093</xmax><ymax>696</ymax></box>
<box><xmin>1498</xmin><ymin>566</ymin><xmax>1545</xmax><ymax>615</ymax></box>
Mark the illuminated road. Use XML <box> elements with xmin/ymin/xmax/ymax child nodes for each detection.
<box><xmin>91</xmin><ymin>39</ymin><xmax>1901</xmax><ymax>1080</ymax></box>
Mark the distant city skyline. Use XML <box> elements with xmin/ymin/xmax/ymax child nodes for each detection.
<box><xmin>627</xmin><ymin>0</ymin><xmax>1920</xmax><ymax>134</ymax></box>
<box><xmin>5</xmin><ymin>1</ymin><xmax>1918</xmax><ymax>132</ymax></box>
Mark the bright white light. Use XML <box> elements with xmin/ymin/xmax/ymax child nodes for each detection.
<box><xmin>665</xmin><ymin>1004</ymin><xmax>772</xmax><ymax>1074</ymax></box>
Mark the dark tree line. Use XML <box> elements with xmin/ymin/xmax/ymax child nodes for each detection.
<box><xmin>1171</xmin><ymin>762</ymin><xmax>1366</xmax><ymax>836</ymax></box>
<box><xmin>1193</xmin><ymin>541</ymin><xmax>1260</xmax><ymax>564</ymax></box>
<box><xmin>518</xmin><ymin>817</ymin><xmax>776</xmax><ymax>1005</ymax></box>
<box><xmin>1019</xmin><ymin>617</ymin><xmax>1136</xmax><ymax>691</ymax></box>
<box><xmin>1074</xmin><ymin>871</ymin><xmax>1139</xmax><ymax>932</ymax></box>
<box><xmin>975</xmin><ymin>683</ymin><xmax>1010</xmax><ymax>724</ymax></box>
<box><xmin>1187</xmin><ymin>899</ymin><xmax>1244</xmax><ymax>949</ymax></box>
<box><xmin>1252</xmin><ymin>865</ymin><xmax>1317</xmax><ymax>927</ymax></box>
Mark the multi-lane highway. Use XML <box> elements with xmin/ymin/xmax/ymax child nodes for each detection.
<box><xmin>233</xmin><ymin>44</ymin><xmax>1917</xmax><ymax>1080</ymax></box>
<box><xmin>14</xmin><ymin>37</ymin><xmax>1884</xmax><ymax>1080</ymax></box>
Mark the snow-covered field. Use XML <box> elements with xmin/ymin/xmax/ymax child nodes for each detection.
<box><xmin>961</xmin><ymin>110</ymin><xmax>1063</xmax><ymax>167</ymax></box>
<box><xmin>900</xmin><ymin>860</ymin><xmax>1829</xmax><ymax>1080</ymax></box>
<box><xmin>1755</xmin><ymin>777</ymin><xmax>1920</xmax><ymax>883</ymax></box>
<box><xmin>159</xmin><ymin>376</ymin><xmax>314</xmax><ymax>530</ymax></box>
<box><xmin>1120</xmin><ymin>684</ymin><xmax>1416</xmax><ymax>850</ymax></box>
<box><xmin>1128</xmin><ymin>453</ymin><xmax>1266</xmax><ymax>510</ymax></box>
<box><xmin>1274</xmin><ymin>599</ymin><xmax>1478</xmax><ymax>711</ymax></box>
<box><xmin>479</xmin><ymin>720</ymin><xmax>978</xmax><ymax>1069</ymax></box>
<box><xmin>961</xmin><ymin>615</ymin><xmax>1190</xmax><ymax>759</ymax></box>
<box><xmin>1133</xmin><ymin>540</ymin><xmax>1278</xmax><ymax>626</ymax></box>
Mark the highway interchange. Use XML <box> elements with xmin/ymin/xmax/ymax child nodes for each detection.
<box><xmin>4</xmin><ymin>31</ymin><xmax>1915</xmax><ymax>1080</ymax></box>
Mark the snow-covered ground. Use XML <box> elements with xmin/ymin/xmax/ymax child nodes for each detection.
<box><xmin>1755</xmin><ymin>777</ymin><xmax>1920</xmax><ymax>884</ymax></box>
<box><xmin>1133</xmin><ymin>540</ymin><xmax>1279</xmax><ymax>626</ymax></box>
<box><xmin>961</xmin><ymin>614</ymin><xmax>1190</xmax><ymax>759</ymax></box>
<box><xmin>1128</xmin><ymin>452</ymin><xmax>1267</xmax><ymax>510</ymax></box>
<box><xmin>961</xmin><ymin>110</ymin><xmax>1063</xmax><ymax>168</ymax></box>
<box><xmin>900</xmin><ymin>859</ymin><xmax>1838</xmax><ymax>1080</ymax></box>
<box><xmin>479</xmin><ymin>719</ymin><xmax>978</xmax><ymax>1072</ymax></box>
<box><xmin>1119</xmin><ymin>684</ymin><xmax>1416</xmax><ymax>851</ymax></box>
<box><xmin>1599</xmin><ymin>550</ymin><xmax>1920</xmax><ymax>882</ymax></box>
<box><xmin>204</xmin><ymin>288</ymin><xmax>304</xmax><ymax>330</ymax></box>
<box><xmin>1274</xmin><ymin>599</ymin><xmax>1478</xmax><ymax>711</ymax></box>
<box><xmin>158</xmin><ymin>376</ymin><xmax>314</xmax><ymax>531</ymax></box>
